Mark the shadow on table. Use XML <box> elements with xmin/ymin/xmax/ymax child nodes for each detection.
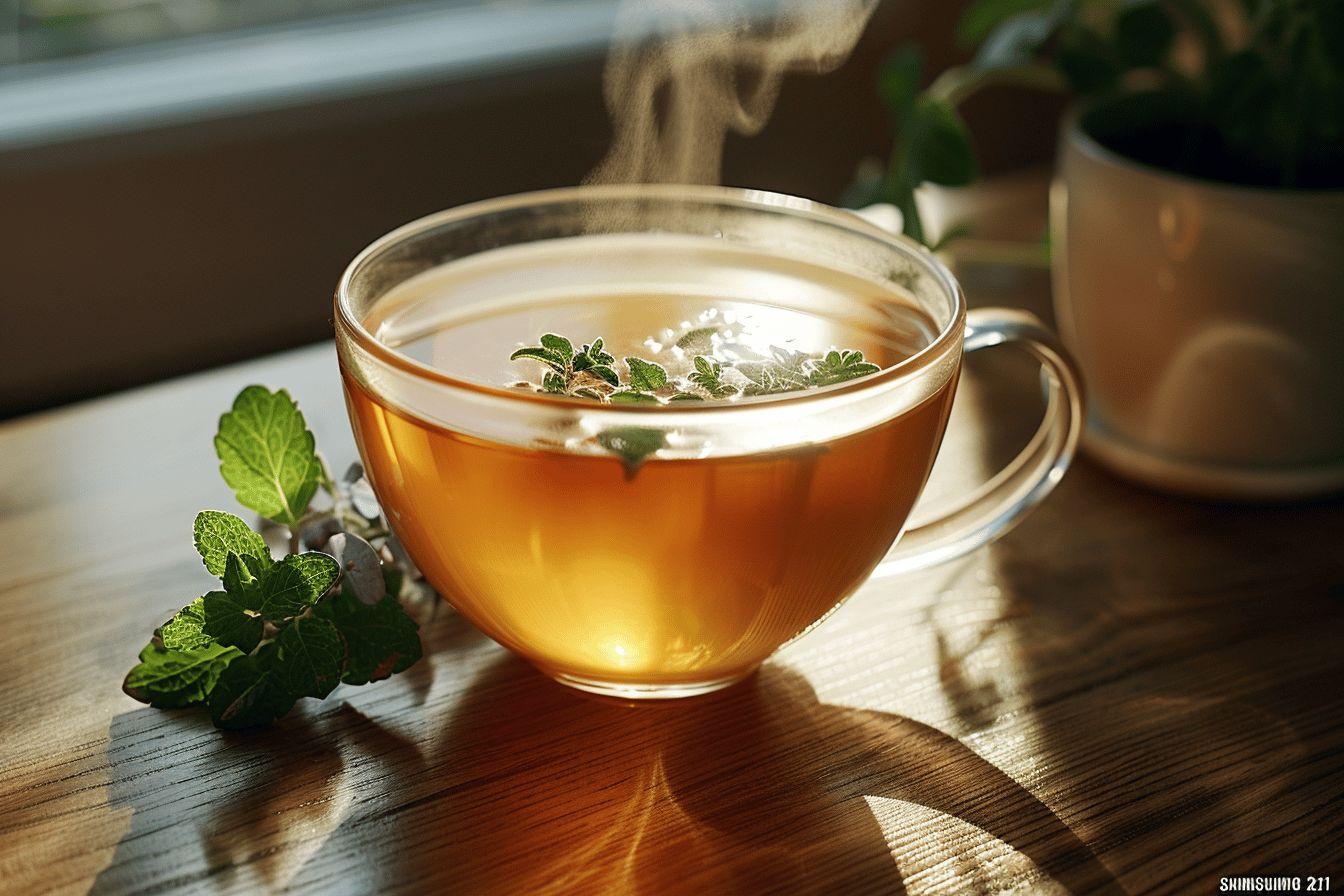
<box><xmin>87</xmin><ymin>598</ymin><xmax>484</xmax><ymax>894</ymax></box>
<box><xmin>286</xmin><ymin>658</ymin><xmax>1123</xmax><ymax>895</ymax></box>
<box><xmin>962</xmin><ymin>461</ymin><xmax>1344</xmax><ymax>883</ymax></box>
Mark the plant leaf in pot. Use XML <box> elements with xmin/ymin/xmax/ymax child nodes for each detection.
<box><xmin>849</xmin><ymin>0</ymin><xmax>1344</xmax><ymax>500</ymax></box>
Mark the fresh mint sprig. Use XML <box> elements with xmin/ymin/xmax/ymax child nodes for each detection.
<box><xmin>123</xmin><ymin>386</ymin><xmax>425</xmax><ymax>730</ymax></box>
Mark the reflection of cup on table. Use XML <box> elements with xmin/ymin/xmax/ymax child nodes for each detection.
<box><xmin>336</xmin><ymin>185</ymin><xmax>1083</xmax><ymax>697</ymax></box>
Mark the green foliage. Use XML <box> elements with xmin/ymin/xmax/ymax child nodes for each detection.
<box><xmin>851</xmin><ymin>0</ymin><xmax>1344</xmax><ymax>242</ymax></box>
<box><xmin>214</xmin><ymin>387</ymin><xmax>322</xmax><ymax>527</ymax></box>
<box><xmin>123</xmin><ymin>389</ymin><xmax>425</xmax><ymax>730</ymax></box>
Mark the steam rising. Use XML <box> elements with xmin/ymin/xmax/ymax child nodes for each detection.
<box><xmin>588</xmin><ymin>0</ymin><xmax>878</xmax><ymax>185</ymax></box>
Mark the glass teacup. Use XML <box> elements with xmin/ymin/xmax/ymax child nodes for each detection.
<box><xmin>335</xmin><ymin>185</ymin><xmax>1083</xmax><ymax>698</ymax></box>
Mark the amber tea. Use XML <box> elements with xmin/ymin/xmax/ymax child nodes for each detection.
<box><xmin>343</xmin><ymin>233</ymin><xmax>956</xmax><ymax>692</ymax></box>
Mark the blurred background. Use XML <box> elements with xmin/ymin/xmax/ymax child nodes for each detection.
<box><xmin>0</xmin><ymin>0</ymin><xmax>1059</xmax><ymax>418</ymax></box>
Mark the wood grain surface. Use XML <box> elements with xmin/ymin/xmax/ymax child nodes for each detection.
<box><xmin>1</xmin><ymin>329</ymin><xmax>1342</xmax><ymax>895</ymax></box>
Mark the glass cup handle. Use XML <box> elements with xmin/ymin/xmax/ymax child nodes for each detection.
<box><xmin>872</xmin><ymin>307</ymin><xmax>1085</xmax><ymax>579</ymax></box>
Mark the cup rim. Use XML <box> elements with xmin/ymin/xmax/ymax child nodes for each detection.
<box><xmin>334</xmin><ymin>183</ymin><xmax>966</xmax><ymax>414</ymax></box>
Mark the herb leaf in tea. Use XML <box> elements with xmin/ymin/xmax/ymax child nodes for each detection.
<box><xmin>122</xmin><ymin>387</ymin><xmax>427</xmax><ymax>730</ymax></box>
<box><xmin>688</xmin><ymin>356</ymin><xmax>739</xmax><ymax>398</ymax></box>
<box><xmin>625</xmin><ymin>356</ymin><xmax>670</xmax><ymax>391</ymax></box>
<box><xmin>808</xmin><ymin>349</ymin><xmax>882</xmax><ymax>386</ymax></box>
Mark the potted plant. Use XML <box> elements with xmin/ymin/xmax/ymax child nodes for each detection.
<box><xmin>849</xmin><ymin>0</ymin><xmax>1344</xmax><ymax>499</ymax></box>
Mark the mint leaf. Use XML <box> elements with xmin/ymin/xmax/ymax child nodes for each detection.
<box><xmin>597</xmin><ymin>426</ymin><xmax>666</xmax><ymax>476</ymax></box>
<box><xmin>573</xmin><ymin>338</ymin><xmax>616</xmax><ymax>370</ymax></box>
<box><xmin>214</xmin><ymin>386</ymin><xmax>322</xmax><ymax>527</ymax></box>
<box><xmin>587</xmin><ymin>365</ymin><xmax>620</xmax><ymax>387</ymax></box>
<box><xmin>541</xmin><ymin>371</ymin><xmax>568</xmax><ymax>394</ymax></box>
<box><xmin>807</xmin><ymin>349</ymin><xmax>881</xmax><ymax>386</ymax></box>
<box><xmin>688</xmin><ymin>356</ymin><xmax>739</xmax><ymax>398</ymax></box>
<box><xmin>624</xmin><ymin>357</ymin><xmax>669</xmax><ymax>391</ymax></box>
<box><xmin>271</xmin><ymin>615</ymin><xmax>345</xmax><ymax>699</ymax></box>
<box><xmin>675</xmin><ymin>326</ymin><xmax>721</xmax><ymax>354</ymax></box>
<box><xmin>670</xmin><ymin>392</ymin><xmax>705</xmax><ymax>401</ymax></box>
<box><xmin>255</xmin><ymin>554</ymin><xmax>330</xmax><ymax>622</ymax></box>
<box><xmin>193</xmin><ymin>510</ymin><xmax>271</xmax><ymax>577</ymax></box>
<box><xmin>157</xmin><ymin>597</ymin><xmax>214</xmax><ymax>651</ymax></box>
<box><xmin>539</xmin><ymin>333</ymin><xmax>574</xmax><ymax>359</ymax></box>
<box><xmin>201</xmin><ymin>588</ymin><xmax>263</xmax><ymax>653</ymax></box>
<box><xmin>208</xmin><ymin>649</ymin><xmax>297</xmax><ymax>730</ymax></box>
<box><xmin>124</xmin><ymin>642</ymin><xmax>242</xmax><ymax>708</ymax></box>
<box><xmin>609</xmin><ymin>390</ymin><xmax>659</xmax><ymax>404</ymax></box>
<box><xmin>316</xmin><ymin>588</ymin><xmax>421</xmax><ymax>685</ymax></box>
<box><xmin>510</xmin><ymin>347</ymin><xmax>569</xmax><ymax>374</ymax></box>
<box><xmin>287</xmin><ymin>551</ymin><xmax>340</xmax><ymax>602</ymax></box>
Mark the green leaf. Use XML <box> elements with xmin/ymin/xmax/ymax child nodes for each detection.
<box><xmin>808</xmin><ymin>348</ymin><xmax>883</xmax><ymax>386</ymax></box>
<box><xmin>208</xmin><ymin>649</ymin><xmax>297</xmax><ymax>730</ymax></box>
<box><xmin>624</xmin><ymin>357</ymin><xmax>669</xmax><ymax>391</ymax></box>
<box><xmin>1056</xmin><ymin>24</ymin><xmax>1121</xmax><ymax>94</ymax></box>
<box><xmin>957</xmin><ymin>0</ymin><xmax>1054</xmax><ymax>48</ymax></box>
<box><xmin>158</xmin><ymin>597</ymin><xmax>214</xmax><ymax>651</ymax></box>
<box><xmin>596</xmin><ymin>426</ymin><xmax>666</xmax><ymax>476</ymax></box>
<box><xmin>674</xmin><ymin>326</ymin><xmax>721</xmax><ymax>354</ymax></box>
<box><xmin>539</xmin><ymin>333</ymin><xmax>574</xmax><ymax>360</ymax></box>
<box><xmin>201</xmin><ymin>588</ymin><xmax>263</xmax><ymax>653</ymax></box>
<box><xmin>510</xmin><ymin>347</ymin><xmax>569</xmax><ymax>374</ymax></box>
<box><xmin>879</xmin><ymin>45</ymin><xmax>924</xmax><ymax>120</ymax></box>
<box><xmin>214</xmin><ymin>386</ymin><xmax>322</xmax><ymax>527</ymax></box>
<box><xmin>670</xmin><ymin>392</ymin><xmax>705</xmax><ymax>401</ymax></box>
<box><xmin>222</xmin><ymin>551</ymin><xmax>259</xmax><ymax>601</ymax></box>
<box><xmin>1115</xmin><ymin>0</ymin><xmax>1175</xmax><ymax>68</ymax></box>
<box><xmin>609</xmin><ymin>390</ymin><xmax>659</xmax><ymax>404</ymax></box>
<box><xmin>587</xmin><ymin>365</ymin><xmax>620</xmax><ymax>387</ymax></box>
<box><xmin>255</xmin><ymin>554</ymin><xmax>330</xmax><ymax>622</ymax></box>
<box><xmin>193</xmin><ymin>510</ymin><xmax>270</xmax><ymax>577</ymax></box>
<box><xmin>908</xmin><ymin>99</ymin><xmax>979</xmax><ymax>186</ymax></box>
<box><xmin>287</xmin><ymin>551</ymin><xmax>340</xmax><ymax>601</ymax></box>
<box><xmin>688</xmin><ymin>356</ymin><xmax>739</xmax><ymax>398</ymax></box>
<box><xmin>124</xmin><ymin>641</ymin><xmax>242</xmax><ymax>709</ymax></box>
<box><xmin>316</xmin><ymin>589</ymin><xmax>422</xmax><ymax>685</ymax></box>
<box><xmin>271</xmin><ymin>616</ymin><xmax>346</xmax><ymax>699</ymax></box>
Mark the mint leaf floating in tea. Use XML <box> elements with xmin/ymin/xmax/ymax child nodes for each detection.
<box><xmin>597</xmin><ymin>426</ymin><xmax>667</xmax><ymax>478</ymax></box>
<box><xmin>122</xmin><ymin>387</ymin><xmax>426</xmax><ymax>730</ymax></box>
<box><xmin>807</xmin><ymin>349</ymin><xmax>881</xmax><ymax>386</ymax></box>
<box><xmin>512</xmin><ymin>334</ymin><xmax>620</xmax><ymax>398</ymax></box>
<box><xmin>624</xmin><ymin>356</ymin><xmax>669</xmax><ymax>392</ymax></box>
<box><xmin>675</xmin><ymin>326</ymin><xmax>722</xmax><ymax>355</ymax></box>
<box><xmin>609</xmin><ymin>390</ymin><xmax>660</xmax><ymax>404</ymax></box>
<box><xmin>688</xmin><ymin>356</ymin><xmax>738</xmax><ymax>398</ymax></box>
<box><xmin>215</xmin><ymin>386</ymin><xmax>323</xmax><ymax>528</ymax></box>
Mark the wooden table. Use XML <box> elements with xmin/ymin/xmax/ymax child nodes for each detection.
<box><xmin>2</xmin><ymin>323</ymin><xmax>1342</xmax><ymax>894</ymax></box>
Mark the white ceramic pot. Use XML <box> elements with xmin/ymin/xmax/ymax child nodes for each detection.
<box><xmin>1051</xmin><ymin>117</ymin><xmax>1344</xmax><ymax>500</ymax></box>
